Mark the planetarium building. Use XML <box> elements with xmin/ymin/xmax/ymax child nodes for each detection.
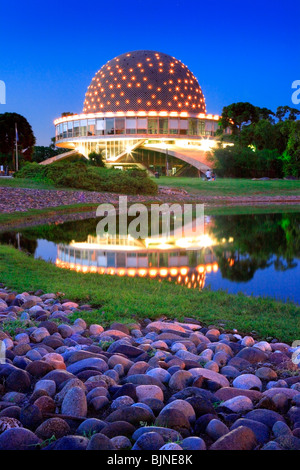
<box><xmin>53</xmin><ymin>50</ymin><xmax>227</xmax><ymax>175</ymax></box>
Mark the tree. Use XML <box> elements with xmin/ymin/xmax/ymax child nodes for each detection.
<box><xmin>88</xmin><ymin>151</ymin><xmax>105</xmax><ymax>167</ymax></box>
<box><xmin>32</xmin><ymin>139</ymin><xmax>70</xmax><ymax>163</ymax></box>
<box><xmin>276</xmin><ymin>106</ymin><xmax>300</xmax><ymax>122</ymax></box>
<box><xmin>280</xmin><ymin>120</ymin><xmax>300</xmax><ymax>177</ymax></box>
<box><xmin>0</xmin><ymin>112</ymin><xmax>36</xmax><ymax>167</ymax></box>
<box><xmin>218</xmin><ymin>102</ymin><xmax>260</xmax><ymax>136</ymax></box>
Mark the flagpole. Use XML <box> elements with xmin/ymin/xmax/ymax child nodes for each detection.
<box><xmin>15</xmin><ymin>123</ymin><xmax>18</xmax><ymax>172</ymax></box>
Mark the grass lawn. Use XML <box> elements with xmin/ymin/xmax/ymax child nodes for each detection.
<box><xmin>0</xmin><ymin>177</ymin><xmax>57</xmax><ymax>190</ymax></box>
<box><xmin>158</xmin><ymin>177</ymin><xmax>300</xmax><ymax>197</ymax></box>
<box><xmin>0</xmin><ymin>244</ymin><xmax>299</xmax><ymax>343</ymax></box>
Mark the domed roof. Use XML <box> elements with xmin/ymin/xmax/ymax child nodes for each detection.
<box><xmin>83</xmin><ymin>50</ymin><xmax>206</xmax><ymax>114</ymax></box>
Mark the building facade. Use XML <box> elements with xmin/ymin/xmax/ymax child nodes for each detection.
<box><xmin>53</xmin><ymin>50</ymin><xmax>229</xmax><ymax>175</ymax></box>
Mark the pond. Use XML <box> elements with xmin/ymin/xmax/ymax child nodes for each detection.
<box><xmin>1</xmin><ymin>211</ymin><xmax>300</xmax><ymax>304</ymax></box>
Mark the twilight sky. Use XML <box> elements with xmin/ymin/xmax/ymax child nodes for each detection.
<box><xmin>1</xmin><ymin>0</ymin><xmax>299</xmax><ymax>145</ymax></box>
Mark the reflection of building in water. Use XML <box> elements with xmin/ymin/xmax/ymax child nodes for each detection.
<box><xmin>55</xmin><ymin>231</ymin><xmax>234</xmax><ymax>290</ymax></box>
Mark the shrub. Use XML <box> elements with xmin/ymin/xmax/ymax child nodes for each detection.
<box><xmin>14</xmin><ymin>161</ymin><xmax>158</xmax><ymax>195</ymax></box>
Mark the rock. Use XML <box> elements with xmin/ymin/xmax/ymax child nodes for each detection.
<box><xmin>155</xmin><ymin>409</ymin><xmax>190</xmax><ymax>434</ymax></box>
<box><xmin>0</xmin><ymin>417</ymin><xmax>22</xmax><ymax>434</ymax></box>
<box><xmin>111</xmin><ymin>395</ymin><xmax>134</xmax><ymax>410</ymax></box>
<box><xmin>272</xmin><ymin>421</ymin><xmax>293</xmax><ymax>438</ymax></box>
<box><xmin>162</xmin><ymin>400</ymin><xmax>196</xmax><ymax>424</ymax></box>
<box><xmin>30</xmin><ymin>327</ymin><xmax>50</xmax><ymax>343</ymax></box>
<box><xmin>210</xmin><ymin>426</ymin><xmax>257</xmax><ymax>450</ymax></box>
<box><xmin>206</xmin><ymin>419</ymin><xmax>229</xmax><ymax>441</ymax></box>
<box><xmin>241</xmin><ymin>336</ymin><xmax>255</xmax><ymax>347</ymax></box>
<box><xmin>66</xmin><ymin>357</ymin><xmax>108</xmax><ymax>375</ymax></box>
<box><xmin>160</xmin><ymin>443</ymin><xmax>183</xmax><ymax>450</ymax></box>
<box><xmin>255</xmin><ymin>367</ymin><xmax>277</xmax><ymax>381</ymax></box>
<box><xmin>0</xmin><ymin>428</ymin><xmax>41</xmax><ymax>450</ymax></box>
<box><xmin>5</xmin><ymin>369</ymin><xmax>31</xmax><ymax>392</ymax></box>
<box><xmin>236</xmin><ymin>347</ymin><xmax>267</xmax><ymax>364</ymax></box>
<box><xmin>189</xmin><ymin>368</ymin><xmax>229</xmax><ymax>388</ymax></box>
<box><xmin>106</xmin><ymin>406</ymin><xmax>154</xmax><ymax>426</ymax></box>
<box><xmin>231</xmin><ymin>418</ymin><xmax>270</xmax><ymax>444</ymax></box>
<box><xmin>26</xmin><ymin>361</ymin><xmax>54</xmax><ymax>378</ymax></box>
<box><xmin>181</xmin><ymin>436</ymin><xmax>206</xmax><ymax>450</ymax></box>
<box><xmin>34</xmin><ymin>379</ymin><xmax>56</xmax><ymax>397</ymax></box>
<box><xmin>136</xmin><ymin>385</ymin><xmax>164</xmax><ymax>402</ymax></box>
<box><xmin>19</xmin><ymin>404</ymin><xmax>43</xmax><ymax>430</ymax></box>
<box><xmin>87</xmin><ymin>433</ymin><xmax>115</xmax><ymax>450</ymax></box>
<box><xmin>61</xmin><ymin>387</ymin><xmax>87</xmax><ymax>418</ymax></box>
<box><xmin>132</xmin><ymin>426</ymin><xmax>182</xmax><ymax>443</ymax></box>
<box><xmin>35</xmin><ymin>418</ymin><xmax>70</xmax><ymax>439</ymax></box>
<box><xmin>232</xmin><ymin>374</ymin><xmax>262</xmax><ymax>391</ymax></box>
<box><xmin>34</xmin><ymin>396</ymin><xmax>56</xmax><ymax>414</ymax></box>
<box><xmin>146</xmin><ymin>368</ymin><xmax>171</xmax><ymax>384</ymax></box>
<box><xmin>89</xmin><ymin>324</ymin><xmax>104</xmax><ymax>335</ymax></box>
<box><xmin>245</xmin><ymin>409</ymin><xmax>285</xmax><ymax>429</ymax></box>
<box><xmin>214</xmin><ymin>387</ymin><xmax>262</xmax><ymax>402</ymax></box>
<box><xmin>110</xmin><ymin>436</ymin><xmax>132</xmax><ymax>450</ymax></box>
<box><xmin>101</xmin><ymin>421</ymin><xmax>135</xmax><ymax>438</ymax></box>
<box><xmin>49</xmin><ymin>436</ymin><xmax>89</xmax><ymax>450</ymax></box>
<box><xmin>55</xmin><ymin>378</ymin><xmax>86</xmax><ymax>405</ymax></box>
<box><xmin>222</xmin><ymin>395</ymin><xmax>254</xmax><ymax>413</ymax></box>
<box><xmin>132</xmin><ymin>432</ymin><xmax>165</xmax><ymax>450</ymax></box>
<box><xmin>263</xmin><ymin>388</ymin><xmax>299</xmax><ymax>399</ymax></box>
<box><xmin>169</xmin><ymin>370</ymin><xmax>193</xmax><ymax>391</ymax></box>
<box><xmin>261</xmin><ymin>441</ymin><xmax>283</xmax><ymax>450</ymax></box>
<box><xmin>76</xmin><ymin>418</ymin><xmax>106</xmax><ymax>436</ymax></box>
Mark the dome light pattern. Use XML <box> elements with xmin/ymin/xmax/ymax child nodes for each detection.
<box><xmin>83</xmin><ymin>50</ymin><xmax>206</xmax><ymax>114</ymax></box>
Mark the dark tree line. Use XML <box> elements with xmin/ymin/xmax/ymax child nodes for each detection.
<box><xmin>211</xmin><ymin>103</ymin><xmax>300</xmax><ymax>177</ymax></box>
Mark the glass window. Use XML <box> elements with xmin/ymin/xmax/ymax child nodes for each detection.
<box><xmin>179</xmin><ymin>118</ymin><xmax>188</xmax><ymax>135</ymax></box>
<box><xmin>59</xmin><ymin>124</ymin><xmax>63</xmax><ymax>139</ymax></box>
<box><xmin>115</xmin><ymin>117</ymin><xmax>125</xmax><ymax>135</ymax></box>
<box><xmin>148</xmin><ymin>118</ymin><xmax>158</xmax><ymax>134</ymax></box>
<box><xmin>73</xmin><ymin>121</ymin><xmax>80</xmax><ymax>137</ymax></box>
<box><xmin>137</xmin><ymin>118</ymin><xmax>147</xmax><ymax>134</ymax></box>
<box><xmin>188</xmin><ymin>118</ymin><xmax>197</xmax><ymax>136</ymax></box>
<box><xmin>80</xmin><ymin>119</ymin><xmax>87</xmax><ymax>136</ymax></box>
<box><xmin>88</xmin><ymin>119</ymin><xmax>95</xmax><ymax>136</ymax></box>
<box><xmin>126</xmin><ymin>118</ymin><xmax>136</xmax><ymax>134</ymax></box>
<box><xmin>67</xmin><ymin>121</ymin><xmax>73</xmax><ymax>138</ymax></box>
<box><xmin>169</xmin><ymin>118</ymin><xmax>178</xmax><ymax>135</ymax></box>
<box><xmin>96</xmin><ymin>118</ymin><xmax>105</xmax><ymax>135</ymax></box>
<box><xmin>56</xmin><ymin>125</ymin><xmax>59</xmax><ymax>139</ymax></box>
<box><xmin>197</xmin><ymin>120</ymin><xmax>205</xmax><ymax>136</ymax></box>
<box><xmin>63</xmin><ymin>123</ymin><xmax>67</xmax><ymax>139</ymax></box>
<box><xmin>159</xmin><ymin>118</ymin><xmax>168</xmax><ymax>134</ymax></box>
<box><xmin>105</xmin><ymin>118</ymin><xmax>115</xmax><ymax>135</ymax></box>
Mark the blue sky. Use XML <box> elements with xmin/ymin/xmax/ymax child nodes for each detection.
<box><xmin>1</xmin><ymin>0</ymin><xmax>299</xmax><ymax>145</ymax></box>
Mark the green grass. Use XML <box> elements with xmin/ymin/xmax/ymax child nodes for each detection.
<box><xmin>0</xmin><ymin>203</ymin><xmax>99</xmax><ymax>229</ymax></box>
<box><xmin>0</xmin><ymin>244</ymin><xmax>299</xmax><ymax>343</ymax></box>
<box><xmin>0</xmin><ymin>177</ymin><xmax>58</xmax><ymax>190</ymax></box>
<box><xmin>158</xmin><ymin>177</ymin><xmax>300</xmax><ymax>197</ymax></box>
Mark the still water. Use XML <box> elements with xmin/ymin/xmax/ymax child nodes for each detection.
<box><xmin>1</xmin><ymin>212</ymin><xmax>300</xmax><ymax>304</ymax></box>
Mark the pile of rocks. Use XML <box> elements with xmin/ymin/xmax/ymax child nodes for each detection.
<box><xmin>0</xmin><ymin>288</ymin><xmax>300</xmax><ymax>450</ymax></box>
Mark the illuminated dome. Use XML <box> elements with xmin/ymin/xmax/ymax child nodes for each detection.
<box><xmin>83</xmin><ymin>50</ymin><xmax>206</xmax><ymax>114</ymax></box>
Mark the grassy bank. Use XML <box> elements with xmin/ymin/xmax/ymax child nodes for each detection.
<box><xmin>0</xmin><ymin>203</ymin><xmax>99</xmax><ymax>230</ymax></box>
<box><xmin>1</xmin><ymin>202</ymin><xmax>300</xmax><ymax>232</ymax></box>
<box><xmin>158</xmin><ymin>177</ymin><xmax>300</xmax><ymax>197</ymax></box>
<box><xmin>0</xmin><ymin>245</ymin><xmax>299</xmax><ymax>343</ymax></box>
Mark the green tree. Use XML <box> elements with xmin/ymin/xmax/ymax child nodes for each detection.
<box><xmin>88</xmin><ymin>151</ymin><xmax>105</xmax><ymax>167</ymax></box>
<box><xmin>0</xmin><ymin>112</ymin><xmax>36</xmax><ymax>168</ymax></box>
<box><xmin>280</xmin><ymin>120</ymin><xmax>300</xmax><ymax>177</ymax></box>
<box><xmin>218</xmin><ymin>102</ymin><xmax>260</xmax><ymax>136</ymax></box>
<box><xmin>276</xmin><ymin>106</ymin><xmax>300</xmax><ymax>122</ymax></box>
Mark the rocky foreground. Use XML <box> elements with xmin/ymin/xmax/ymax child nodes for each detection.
<box><xmin>1</xmin><ymin>288</ymin><xmax>300</xmax><ymax>450</ymax></box>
